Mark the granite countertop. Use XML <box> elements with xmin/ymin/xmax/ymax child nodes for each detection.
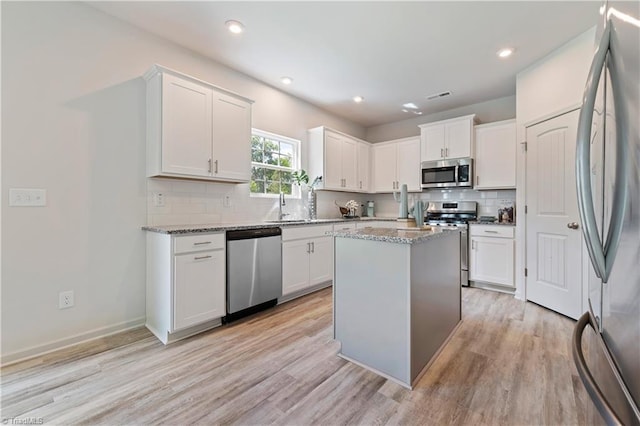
<box><xmin>329</xmin><ymin>226</ymin><xmax>460</xmax><ymax>245</ymax></box>
<box><xmin>468</xmin><ymin>221</ymin><xmax>516</xmax><ymax>227</ymax></box>
<box><xmin>142</xmin><ymin>217</ymin><xmax>397</xmax><ymax>234</ymax></box>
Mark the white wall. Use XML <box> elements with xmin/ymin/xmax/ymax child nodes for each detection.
<box><xmin>514</xmin><ymin>27</ymin><xmax>596</xmax><ymax>301</ymax></box>
<box><xmin>1</xmin><ymin>2</ymin><xmax>364</xmax><ymax>363</ymax></box>
<box><xmin>365</xmin><ymin>95</ymin><xmax>516</xmax><ymax>143</ymax></box>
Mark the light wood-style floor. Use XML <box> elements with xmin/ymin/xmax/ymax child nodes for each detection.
<box><xmin>1</xmin><ymin>287</ymin><xmax>589</xmax><ymax>425</ymax></box>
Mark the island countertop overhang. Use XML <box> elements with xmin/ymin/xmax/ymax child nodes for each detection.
<box><xmin>328</xmin><ymin>227</ymin><xmax>461</xmax><ymax>244</ymax></box>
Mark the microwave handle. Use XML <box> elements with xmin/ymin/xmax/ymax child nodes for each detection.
<box><xmin>454</xmin><ymin>165</ymin><xmax>459</xmax><ymax>184</ymax></box>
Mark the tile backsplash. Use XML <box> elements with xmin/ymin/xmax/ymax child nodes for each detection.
<box><xmin>146</xmin><ymin>178</ymin><xmax>367</xmax><ymax>226</ymax></box>
<box><xmin>369</xmin><ymin>188</ymin><xmax>516</xmax><ymax>220</ymax></box>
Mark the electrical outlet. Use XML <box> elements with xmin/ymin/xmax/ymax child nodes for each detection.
<box><xmin>59</xmin><ymin>291</ymin><xmax>74</xmax><ymax>309</ymax></box>
<box><xmin>223</xmin><ymin>195</ymin><xmax>232</xmax><ymax>208</ymax></box>
<box><xmin>9</xmin><ymin>188</ymin><xmax>46</xmax><ymax>206</ymax></box>
<box><xmin>153</xmin><ymin>192</ymin><xmax>165</xmax><ymax>207</ymax></box>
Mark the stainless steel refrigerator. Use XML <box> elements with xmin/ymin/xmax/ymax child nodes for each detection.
<box><xmin>573</xmin><ymin>1</ymin><xmax>640</xmax><ymax>425</ymax></box>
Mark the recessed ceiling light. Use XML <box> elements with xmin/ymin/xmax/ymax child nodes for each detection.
<box><xmin>413</xmin><ymin>111</ymin><xmax>423</xmax><ymax>115</ymax></box>
<box><xmin>281</xmin><ymin>76</ymin><xmax>293</xmax><ymax>85</ymax></box>
<box><xmin>401</xmin><ymin>109</ymin><xmax>409</xmax><ymax>113</ymax></box>
<box><xmin>497</xmin><ymin>47</ymin><xmax>514</xmax><ymax>58</ymax></box>
<box><xmin>353</xmin><ymin>96</ymin><xmax>364</xmax><ymax>103</ymax></box>
<box><xmin>402</xmin><ymin>102</ymin><xmax>418</xmax><ymax>109</ymax></box>
<box><xmin>225</xmin><ymin>20</ymin><xmax>245</xmax><ymax>34</ymax></box>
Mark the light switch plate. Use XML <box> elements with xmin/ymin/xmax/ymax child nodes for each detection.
<box><xmin>9</xmin><ymin>188</ymin><xmax>47</xmax><ymax>206</ymax></box>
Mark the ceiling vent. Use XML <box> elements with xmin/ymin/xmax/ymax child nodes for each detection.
<box><xmin>426</xmin><ymin>91</ymin><xmax>452</xmax><ymax>101</ymax></box>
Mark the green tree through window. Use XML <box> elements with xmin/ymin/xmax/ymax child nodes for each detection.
<box><xmin>250</xmin><ymin>130</ymin><xmax>300</xmax><ymax>197</ymax></box>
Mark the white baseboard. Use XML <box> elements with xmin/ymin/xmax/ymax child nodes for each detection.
<box><xmin>278</xmin><ymin>281</ymin><xmax>332</xmax><ymax>304</ymax></box>
<box><xmin>1</xmin><ymin>316</ymin><xmax>146</xmax><ymax>366</ymax></box>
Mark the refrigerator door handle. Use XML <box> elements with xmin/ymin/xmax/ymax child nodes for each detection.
<box><xmin>601</xmin><ymin>32</ymin><xmax>630</xmax><ymax>281</ymax></box>
<box><xmin>576</xmin><ymin>25</ymin><xmax>610</xmax><ymax>280</ymax></box>
<box><xmin>573</xmin><ymin>312</ymin><xmax>624</xmax><ymax>425</ymax></box>
<box><xmin>573</xmin><ymin>312</ymin><xmax>640</xmax><ymax>425</ymax></box>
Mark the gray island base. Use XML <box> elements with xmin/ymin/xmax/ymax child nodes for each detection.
<box><xmin>331</xmin><ymin>227</ymin><xmax>461</xmax><ymax>389</ymax></box>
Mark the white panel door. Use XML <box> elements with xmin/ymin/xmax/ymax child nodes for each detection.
<box><xmin>421</xmin><ymin>125</ymin><xmax>445</xmax><ymax>162</ymax></box>
<box><xmin>309</xmin><ymin>236</ymin><xmax>333</xmax><ymax>286</ymax></box>
<box><xmin>173</xmin><ymin>249</ymin><xmax>225</xmax><ymax>330</ymax></box>
<box><xmin>162</xmin><ymin>73</ymin><xmax>212</xmax><ymax>177</ymax></box>
<box><xmin>396</xmin><ymin>138</ymin><xmax>421</xmax><ymax>191</ymax></box>
<box><xmin>282</xmin><ymin>240</ymin><xmax>311</xmax><ymax>295</ymax></box>
<box><xmin>212</xmin><ymin>91</ymin><xmax>251</xmax><ymax>182</ymax></box>
<box><xmin>341</xmin><ymin>138</ymin><xmax>358</xmax><ymax>191</ymax></box>
<box><xmin>373</xmin><ymin>144</ymin><xmax>397</xmax><ymax>192</ymax></box>
<box><xmin>324</xmin><ymin>131</ymin><xmax>343</xmax><ymax>190</ymax></box>
<box><xmin>526</xmin><ymin>109</ymin><xmax>582</xmax><ymax>319</ymax></box>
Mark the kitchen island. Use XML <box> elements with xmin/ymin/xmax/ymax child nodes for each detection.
<box><xmin>331</xmin><ymin>226</ymin><xmax>461</xmax><ymax>389</ymax></box>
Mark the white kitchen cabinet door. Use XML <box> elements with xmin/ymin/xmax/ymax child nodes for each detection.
<box><xmin>309</xmin><ymin>236</ymin><xmax>333</xmax><ymax>286</ymax></box>
<box><xmin>341</xmin><ymin>138</ymin><xmax>358</xmax><ymax>191</ymax></box>
<box><xmin>357</xmin><ymin>141</ymin><xmax>371</xmax><ymax>192</ymax></box>
<box><xmin>161</xmin><ymin>73</ymin><xmax>213</xmax><ymax>177</ymax></box>
<box><xmin>445</xmin><ymin>119</ymin><xmax>473</xmax><ymax>159</ymax></box>
<box><xmin>396</xmin><ymin>138</ymin><xmax>421</xmax><ymax>191</ymax></box>
<box><xmin>421</xmin><ymin>124</ymin><xmax>446</xmax><ymax>162</ymax></box>
<box><xmin>469</xmin><ymin>236</ymin><xmax>514</xmax><ymax>287</ymax></box>
<box><xmin>324</xmin><ymin>131</ymin><xmax>344</xmax><ymax>190</ymax></box>
<box><xmin>173</xmin><ymin>249</ymin><xmax>225</xmax><ymax>330</ymax></box>
<box><xmin>211</xmin><ymin>91</ymin><xmax>251</xmax><ymax>182</ymax></box>
<box><xmin>474</xmin><ymin>120</ymin><xmax>516</xmax><ymax>189</ymax></box>
<box><xmin>373</xmin><ymin>143</ymin><xmax>397</xmax><ymax>192</ymax></box>
<box><xmin>282</xmin><ymin>239</ymin><xmax>312</xmax><ymax>295</ymax></box>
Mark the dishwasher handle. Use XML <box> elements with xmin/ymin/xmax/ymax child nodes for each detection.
<box><xmin>226</xmin><ymin>227</ymin><xmax>282</xmax><ymax>241</ymax></box>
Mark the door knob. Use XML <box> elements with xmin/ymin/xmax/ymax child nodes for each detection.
<box><xmin>567</xmin><ymin>222</ymin><xmax>580</xmax><ymax>230</ymax></box>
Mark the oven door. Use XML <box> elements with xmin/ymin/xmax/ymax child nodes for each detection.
<box><xmin>421</xmin><ymin>163</ymin><xmax>457</xmax><ymax>188</ymax></box>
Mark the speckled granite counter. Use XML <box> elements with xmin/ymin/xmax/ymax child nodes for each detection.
<box><xmin>142</xmin><ymin>217</ymin><xmax>396</xmax><ymax>234</ymax></box>
<box><xmin>329</xmin><ymin>227</ymin><xmax>459</xmax><ymax>244</ymax></box>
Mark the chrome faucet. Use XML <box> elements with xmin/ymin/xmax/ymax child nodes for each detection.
<box><xmin>279</xmin><ymin>192</ymin><xmax>289</xmax><ymax>220</ymax></box>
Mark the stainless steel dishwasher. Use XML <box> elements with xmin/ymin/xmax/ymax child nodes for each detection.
<box><xmin>225</xmin><ymin>227</ymin><xmax>282</xmax><ymax>322</ymax></box>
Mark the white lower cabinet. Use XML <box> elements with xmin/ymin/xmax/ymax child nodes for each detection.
<box><xmin>282</xmin><ymin>225</ymin><xmax>333</xmax><ymax>296</ymax></box>
<box><xmin>146</xmin><ymin>232</ymin><xmax>226</xmax><ymax>344</ymax></box>
<box><xmin>469</xmin><ymin>225</ymin><xmax>515</xmax><ymax>287</ymax></box>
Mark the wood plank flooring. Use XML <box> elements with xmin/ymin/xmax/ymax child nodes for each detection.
<box><xmin>1</xmin><ymin>287</ymin><xmax>590</xmax><ymax>425</ymax></box>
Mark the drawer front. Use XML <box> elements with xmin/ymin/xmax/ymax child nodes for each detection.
<box><xmin>174</xmin><ymin>232</ymin><xmax>225</xmax><ymax>254</ymax></box>
<box><xmin>282</xmin><ymin>224</ymin><xmax>333</xmax><ymax>241</ymax></box>
<box><xmin>333</xmin><ymin>223</ymin><xmax>357</xmax><ymax>232</ymax></box>
<box><xmin>470</xmin><ymin>225</ymin><xmax>514</xmax><ymax>238</ymax></box>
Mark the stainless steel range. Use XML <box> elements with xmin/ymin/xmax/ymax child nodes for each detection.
<box><xmin>425</xmin><ymin>201</ymin><xmax>477</xmax><ymax>287</ymax></box>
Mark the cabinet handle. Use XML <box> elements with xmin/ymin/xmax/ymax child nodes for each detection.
<box><xmin>476</xmin><ymin>175</ymin><xmax>479</xmax><ymax>186</ymax></box>
<box><xmin>194</xmin><ymin>255</ymin><xmax>212</xmax><ymax>260</ymax></box>
<box><xmin>441</xmin><ymin>148</ymin><xmax>444</xmax><ymax>158</ymax></box>
<box><xmin>311</xmin><ymin>242</ymin><xmax>315</xmax><ymax>253</ymax></box>
<box><xmin>214</xmin><ymin>160</ymin><xmax>219</xmax><ymax>174</ymax></box>
<box><xmin>359</xmin><ymin>181</ymin><xmax>362</xmax><ymax>189</ymax></box>
<box><xmin>445</xmin><ymin>147</ymin><xmax>449</xmax><ymax>157</ymax></box>
<box><xmin>484</xmin><ymin>230</ymin><xmax>499</xmax><ymax>234</ymax></box>
<box><xmin>208</xmin><ymin>158</ymin><xmax>212</xmax><ymax>173</ymax></box>
<box><xmin>306</xmin><ymin>242</ymin><xmax>311</xmax><ymax>254</ymax></box>
<box><xmin>472</xmin><ymin>240</ymin><xmax>475</xmax><ymax>250</ymax></box>
<box><xmin>193</xmin><ymin>241</ymin><xmax>212</xmax><ymax>246</ymax></box>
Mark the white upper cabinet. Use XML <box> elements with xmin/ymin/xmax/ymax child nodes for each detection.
<box><xmin>419</xmin><ymin>114</ymin><xmax>476</xmax><ymax>162</ymax></box>
<box><xmin>474</xmin><ymin>119</ymin><xmax>517</xmax><ymax>190</ymax></box>
<box><xmin>372</xmin><ymin>137</ymin><xmax>421</xmax><ymax>192</ymax></box>
<box><xmin>308</xmin><ymin>127</ymin><xmax>369</xmax><ymax>192</ymax></box>
<box><xmin>357</xmin><ymin>141</ymin><xmax>371</xmax><ymax>192</ymax></box>
<box><xmin>145</xmin><ymin>65</ymin><xmax>253</xmax><ymax>183</ymax></box>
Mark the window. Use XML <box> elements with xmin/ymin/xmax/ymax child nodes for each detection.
<box><xmin>250</xmin><ymin>129</ymin><xmax>300</xmax><ymax>197</ymax></box>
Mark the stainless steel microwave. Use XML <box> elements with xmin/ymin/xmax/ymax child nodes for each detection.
<box><xmin>421</xmin><ymin>158</ymin><xmax>473</xmax><ymax>189</ymax></box>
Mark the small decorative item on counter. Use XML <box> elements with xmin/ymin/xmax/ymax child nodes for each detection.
<box><xmin>409</xmin><ymin>200</ymin><xmax>426</xmax><ymax>227</ymax></box>
<box><xmin>393</xmin><ymin>183</ymin><xmax>409</xmax><ymax>219</ymax></box>
<box><xmin>345</xmin><ymin>199</ymin><xmax>359</xmax><ymax>218</ymax></box>
<box><xmin>497</xmin><ymin>201</ymin><xmax>515</xmax><ymax>223</ymax></box>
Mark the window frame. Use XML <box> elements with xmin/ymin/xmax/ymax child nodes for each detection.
<box><xmin>250</xmin><ymin>128</ymin><xmax>302</xmax><ymax>199</ymax></box>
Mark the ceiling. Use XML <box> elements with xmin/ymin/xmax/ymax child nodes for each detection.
<box><xmin>89</xmin><ymin>1</ymin><xmax>599</xmax><ymax>128</ymax></box>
